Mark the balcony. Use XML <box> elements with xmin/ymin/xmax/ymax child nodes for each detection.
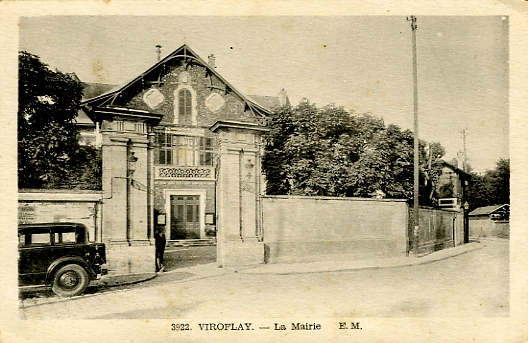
<box><xmin>154</xmin><ymin>166</ymin><xmax>215</xmax><ymax>180</ymax></box>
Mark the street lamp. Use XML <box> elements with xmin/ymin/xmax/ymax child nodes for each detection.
<box><xmin>128</xmin><ymin>152</ymin><xmax>138</xmax><ymax>177</ymax></box>
<box><xmin>127</xmin><ymin>151</ymin><xmax>138</xmax><ymax>245</ymax></box>
<box><xmin>463</xmin><ymin>201</ymin><xmax>470</xmax><ymax>244</ymax></box>
<box><xmin>245</xmin><ymin>158</ymin><xmax>254</xmax><ymax>180</ymax></box>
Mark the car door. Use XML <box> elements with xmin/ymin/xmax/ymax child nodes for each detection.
<box><xmin>18</xmin><ymin>227</ymin><xmax>53</xmax><ymax>286</ymax></box>
<box><xmin>50</xmin><ymin>226</ymin><xmax>85</xmax><ymax>265</ymax></box>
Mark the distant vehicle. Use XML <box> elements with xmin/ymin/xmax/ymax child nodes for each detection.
<box><xmin>18</xmin><ymin>223</ymin><xmax>107</xmax><ymax>297</ymax></box>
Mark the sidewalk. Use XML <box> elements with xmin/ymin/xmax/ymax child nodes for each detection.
<box><xmin>236</xmin><ymin>241</ymin><xmax>484</xmax><ymax>275</ymax></box>
<box><xmin>103</xmin><ymin>241</ymin><xmax>484</xmax><ymax>282</ymax></box>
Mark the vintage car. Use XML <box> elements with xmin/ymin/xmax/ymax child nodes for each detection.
<box><xmin>18</xmin><ymin>222</ymin><xmax>107</xmax><ymax>297</ymax></box>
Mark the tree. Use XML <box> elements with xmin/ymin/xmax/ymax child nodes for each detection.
<box><xmin>346</xmin><ymin>123</ymin><xmax>413</xmax><ymax>198</ymax></box>
<box><xmin>467</xmin><ymin>158</ymin><xmax>510</xmax><ymax>210</ymax></box>
<box><xmin>18</xmin><ymin>51</ymin><xmax>100</xmax><ymax>189</ymax></box>
<box><xmin>262</xmin><ymin>99</ymin><xmax>446</xmax><ymax>202</ymax></box>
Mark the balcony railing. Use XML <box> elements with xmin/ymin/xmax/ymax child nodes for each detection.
<box><xmin>154</xmin><ymin>166</ymin><xmax>215</xmax><ymax>180</ymax></box>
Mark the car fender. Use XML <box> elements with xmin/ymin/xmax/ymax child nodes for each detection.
<box><xmin>46</xmin><ymin>256</ymin><xmax>95</xmax><ymax>285</ymax></box>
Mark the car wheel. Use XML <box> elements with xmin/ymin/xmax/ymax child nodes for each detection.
<box><xmin>52</xmin><ymin>264</ymin><xmax>89</xmax><ymax>297</ymax></box>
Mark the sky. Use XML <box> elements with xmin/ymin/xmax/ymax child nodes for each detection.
<box><xmin>19</xmin><ymin>15</ymin><xmax>509</xmax><ymax>173</ymax></box>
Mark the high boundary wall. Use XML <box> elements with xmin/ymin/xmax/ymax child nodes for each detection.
<box><xmin>408</xmin><ymin>207</ymin><xmax>463</xmax><ymax>255</ymax></box>
<box><xmin>261</xmin><ymin>195</ymin><xmax>408</xmax><ymax>264</ymax></box>
<box><xmin>18</xmin><ymin>190</ymin><xmax>103</xmax><ymax>243</ymax></box>
<box><xmin>470</xmin><ymin>218</ymin><xmax>509</xmax><ymax>239</ymax></box>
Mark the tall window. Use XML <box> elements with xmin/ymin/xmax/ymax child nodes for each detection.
<box><xmin>158</xmin><ymin>133</ymin><xmax>173</xmax><ymax>165</ymax></box>
<box><xmin>178</xmin><ymin>89</ymin><xmax>192</xmax><ymax>125</ymax></box>
<box><xmin>156</xmin><ymin>133</ymin><xmax>214</xmax><ymax>167</ymax></box>
<box><xmin>199</xmin><ymin>137</ymin><xmax>214</xmax><ymax>166</ymax></box>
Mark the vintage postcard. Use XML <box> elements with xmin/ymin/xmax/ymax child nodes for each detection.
<box><xmin>1</xmin><ymin>1</ymin><xmax>527</xmax><ymax>342</ymax></box>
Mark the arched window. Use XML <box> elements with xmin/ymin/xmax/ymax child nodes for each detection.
<box><xmin>174</xmin><ymin>84</ymin><xmax>197</xmax><ymax>126</ymax></box>
<box><xmin>178</xmin><ymin>89</ymin><xmax>192</xmax><ymax>124</ymax></box>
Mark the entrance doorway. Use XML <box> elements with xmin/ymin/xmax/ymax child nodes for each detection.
<box><xmin>170</xmin><ymin>195</ymin><xmax>200</xmax><ymax>239</ymax></box>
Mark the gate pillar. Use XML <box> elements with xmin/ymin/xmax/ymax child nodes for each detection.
<box><xmin>211</xmin><ymin>121</ymin><xmax>268</xmax><ymax>267</ymax></box>
<box><xmin>94</xmin><ymin>107</ymin><xmax>162</xmax><ymax>275</ymax></box>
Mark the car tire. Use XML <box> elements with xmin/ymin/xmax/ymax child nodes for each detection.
<box><xmin>51</xmin><ymin>264</ymin><xmax>89</xmax><ymax>297</ymax></box>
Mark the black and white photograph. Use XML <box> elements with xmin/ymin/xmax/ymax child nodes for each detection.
<box><xmin>1</xmin><ymin>1</ymin><xmax>527</xmax><ymax>342</ymax></box>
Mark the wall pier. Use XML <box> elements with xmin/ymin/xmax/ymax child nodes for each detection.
<box><xmin>97</xmin><ymin>107</ymin><xmax>162</xmax><ymax>275</ymax></box>
<box><xmin>211</xmin><ymin>121</ymin><xmax>268</xmax><ymax>267</ymax></box>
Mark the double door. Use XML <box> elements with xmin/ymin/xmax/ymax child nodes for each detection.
<box><xmin>170</xmin><ymin>195</ymin><xmax>200</xmax><ymax>239</ymax></box>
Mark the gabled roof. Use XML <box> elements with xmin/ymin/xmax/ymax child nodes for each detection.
<box><xmin>81</xmin><ymin>44</ymin><xmax>270</xmax><ymax>118</ymax></box>
<box><xmin>440</xmin><ymin>161</ymin><xmax>471</xmax><ymax>180</ymax></box>
<box><xmin>469</xmin><ymin>204</ymin><xmax>509</xmax><ymax>216</ymax></box>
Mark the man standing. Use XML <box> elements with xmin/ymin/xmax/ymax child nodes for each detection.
<box><xmin>154</xmin><ymin>226</ymin><xmax>166</xmax><ymax>272</ymax></box>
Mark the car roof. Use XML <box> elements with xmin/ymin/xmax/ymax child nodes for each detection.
<box><xmin>18</xmin><ymin>222</ymin><xmax>87</xmax><ymax>231</ymax></box>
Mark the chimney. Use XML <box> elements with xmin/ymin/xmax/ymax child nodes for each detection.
<box><xmin>457</xmin><ymin>151</ymin><xmax>464</xmax><ymax>170</ymax></box>
<box><xmin>208</xmin><ymin>54</ymin><xmax>216</xmax><ymax>69</ymax></box>
<box><xmin>278</xmin><ymin>88</ymin><xmax>289</xmax><ymax>106</ymax></box>
<box><xmin>156</xmin><ymin>45</ymin><xmax>162</xmax><ymax>62</ymax></box>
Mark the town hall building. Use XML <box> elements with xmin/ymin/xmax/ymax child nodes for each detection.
<box><xmin>80</xmin><ymin>44</ymin><xmax>288</xmax><ymax>243</ymax></box>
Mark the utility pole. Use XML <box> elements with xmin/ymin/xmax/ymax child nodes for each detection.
<box><xmin>462</xmin><ymin>129</ymin><xmax>468</xmax><ymax>172</ymax></box>
<box><xmin>407</xmin><ymin>15</ymin><xmax>420</xmax><ymax>255</ymax></box>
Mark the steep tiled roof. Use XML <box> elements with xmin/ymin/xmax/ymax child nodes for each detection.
<box><xmin>247</xmin><ymin>95</ymin><xmax>282</xmax><ymax>111</ymax></box>
<box><xmin>469</xmin><ymin>204</ymin><xmax>509</xmax><ymax>216</ymax></box>
<box><xmin>248</xmin><ymin>89</ymin><xmax>290</xmax><ymax>112</ymax></box>
<box><xmin>65</xmin><ymin>72</ymin><xmax>117</xmax><ymax>101</ymax></box>
<box><xmin>81</xmin><ymin>82</ymin><xmax>118</xmax><ymax>101</ymax></box>
<box><xmin>75</xmin><ymin>82</ymin><xmax>118</xmax><ymax>125</ymax></box>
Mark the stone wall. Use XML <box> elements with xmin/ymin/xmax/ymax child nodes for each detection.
<box><xmin>408</xmin><ymin>207</ymin><xmax>463</xmax><ymax>255</ymax></box>
<box><xmin>261</xmin><ymin>195</ymin><xmax>408</xmax><ymax>264</ymax></box>
<box><xmin>470</xmin><ymin>218</ymin><xmax>509</xmax><ymax>239</ymax></box>
<box><xmin>18</xmin><ymin>191</ymin><xmax>102</xmax><ymax>243</ymax></box>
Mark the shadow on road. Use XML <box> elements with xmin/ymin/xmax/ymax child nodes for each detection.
<box><xmin>19</xmin><ymin>245</ymin><xmax>216</xmax><ymax>302</ymax></box>
<box><xmin>163</xmin><ymin>245</ymin><xmax>216</xmax><ymax>272</ymax></box>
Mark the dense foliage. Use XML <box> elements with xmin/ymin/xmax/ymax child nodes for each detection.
<box><xmin>262</xmin><ymin>99</ymin><xmax>445</xmax><ymax>204</ymax></box>
<box><xmin>18</xmin><ymin>51</ymin><xmax>101</xmax><ymax>190</ymax></box>
<box><xmin>466</xmin><ymin>158</ymin><xmax>510</xmax><ymax>210</ymax></box>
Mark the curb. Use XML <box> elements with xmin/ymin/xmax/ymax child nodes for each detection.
<box><xmin>238</xmin><ymin>242</ymin><xmax>484</xmax><ymax>275</ymax></box>
<box><xmin>94</xmin><ymin>272</ymin><xmax>157</xmax><ymax>287</ymax></box>
<box><xmin>19</xmin><ymin>272</ymin><xmax>158</xmax><ymax>309</ymax></box>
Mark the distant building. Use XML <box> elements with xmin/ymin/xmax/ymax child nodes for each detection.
<box><xmin>436</xmin><ymin>161</ymin><xmax>471</xmax><ymax>211</ymax></box>
<box><xmin>469</xmin><ymin>204</ymin><xmax>510</xmax><ymax>239</ymax></box>
<box><xmin>79</xmin><ymin>44</ymin><xmax>288</xmax><ymax>241</ymax></box>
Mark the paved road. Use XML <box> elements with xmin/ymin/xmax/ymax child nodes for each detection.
<box><xmin>20</xmin><ymin>240</ymin><xmax>508</xmax><ymax>319</ymax></box>
<box><xmin>19</xmin><ymin>245</ymin><xmax>217</xmax><ymax>301</ymax></box>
